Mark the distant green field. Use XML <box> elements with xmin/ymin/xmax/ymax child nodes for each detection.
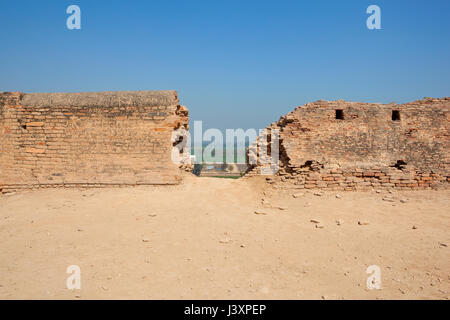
<box><xmin>209</xmin><ymin>176</ymin><xmax>240</xmax><ymax>179</ymax></box>
<box><xmin>190</xmin><ymin>146</ymin><xmax>248</xmax><ymax>164</ymax></box>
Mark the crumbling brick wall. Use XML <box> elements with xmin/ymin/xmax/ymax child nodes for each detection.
<box><xmin>0</xmin><ymin>91</ymin><xmax>189</xmax><ymax>192</ymax></box>
<box><xmin>246</xmin><ymin>98</ymin><xmax>450</xmax><ymax>190</ymax></box>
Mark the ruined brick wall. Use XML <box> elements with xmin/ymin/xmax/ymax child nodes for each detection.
<box><xmin>247</xmin><ymin>98</ymin><xmax>450</xmax><ymax>190</ymax></box>
<box><xmin>0</xmin><ymin>91</ymin><xmax>189</xmax><ymax>192</ymax></box>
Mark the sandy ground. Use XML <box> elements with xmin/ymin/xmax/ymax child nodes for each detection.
<box><xmin>0</xmin><ymin>175</ymin><xmax>448</xmax><ymax>300</ymax></box>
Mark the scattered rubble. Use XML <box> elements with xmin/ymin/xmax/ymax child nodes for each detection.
<box><xmin>292</xmin><ymin>193</ymin><xmax>304</xmax><ymax>198</ymax></box>
<box><xmin>219</xmin><ymin>238</ymin><xmax>232</xmax><ymax>244</ymax></box>
<box><xmin>254</xmin><ymin>210</ymin><xmax>268</xmax><ymax>215</ymax></box>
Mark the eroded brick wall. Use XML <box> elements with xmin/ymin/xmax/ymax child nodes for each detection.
<box><xmin>247</xmin><ymin>98</ymin><xmax>450</xmax><ymax>190</ymax></box>
<box><xmin>0</xmin><ymin>91</ymin><xmax>188</xmax><ymax>192</ymax></box>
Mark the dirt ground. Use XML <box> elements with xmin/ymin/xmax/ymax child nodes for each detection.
<box><xmin>0</xmin><ymin>175</ymin><xmax>448</xmax><ymax>300</ymax></box>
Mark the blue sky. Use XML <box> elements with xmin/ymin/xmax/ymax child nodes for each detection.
<box><xmin>0</xmin><ymin>0</ymin><xmax>449</xmax><ymax>131</ymax></box>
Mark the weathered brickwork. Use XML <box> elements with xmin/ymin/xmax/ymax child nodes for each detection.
<box><xmin>0</xmin><ymin>91</ymin><xmax>189</xmax><ymax>192</ymax></box>
<box><xmin>247</xmin><ymin>98</ymin><xmax>450</xmax><ymax>190</ymax></box>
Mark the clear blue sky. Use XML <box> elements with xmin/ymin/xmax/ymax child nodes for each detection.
<box><xmin>1</xmin><ymin>0</ymin><xmax>449</xmax><ymax>131</ymax></box>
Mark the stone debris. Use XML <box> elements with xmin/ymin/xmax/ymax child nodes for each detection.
<box><xmin>358</xmin><ymin>221</ymin><xmax>370</xmax><ymax>226</ymax></box>
<box><xmin>315</xmin><ymin>224</ymin><xmax>324</xmax><ymax>229</ymax></box>
<box><xmin>313</xmin><ymin>192</ymin><xmax>323</xmax><ymax>197</ymax></box>
<box><xmin>400</xmin><ymin>198</ymin><xmax>408</xmax><ymax>203</ymax></box>
<box><xmin>382</xmin><ymin>196</ymin><xmax>395</xmax><ymax>202</ymax></box>
<box><xmin>335</xmin><ymin>194</ymin><xmax>342</xmax><ymax>199</ymax></box>
<box><xmin>82</xmin><ymin>193</ymin><xmax>95</xmax><ymax>197</ymax></box>
<box><xmin>219</xmin><ymin>238</ymin><xmax>232</xmax><ymax>244</ymax></box>
<box><xmin>336</xmin><ymin>219</ymin><xmax>343</xmax><ymax>226</ymax></box>
<box><xmin>254</xmin><ymin>210</ymin><xmax>268</xmax><ymax>215</ymax></box>
<box><xmin>438</xmin><ymin>242</ymin><xmax>447</xmax><ymax>247</ymax></box>
<box><xmin>310</xmin><ymin>219</ymin><xmax>321</xmax><ymax>224</ymax></box>
<box><xmin>142</xmin><ymin>238</ymin><xmax>150</xmax><ymax>242</ymax></box>
<box><xmin>292</xmin><ymin>193</ymin><xmax>304</xmax><ymax>198</ymax></box>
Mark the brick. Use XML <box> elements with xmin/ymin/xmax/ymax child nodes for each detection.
<box><xmin>25</xmin><ymin>148</ymin><xmax>46</xmax><ymax>154</ymax></box>
<box><xmin>363</xmin><ymin>172</ymin><xmax>375</xmax><ymax>177</ymax></box>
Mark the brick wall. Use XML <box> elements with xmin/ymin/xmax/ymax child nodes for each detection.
<box><xmin>0</xmin><ymin>91</ymin><xmax>189</xmax><ymax>192</ymax></box>
<box><xmin>247</xmin><ymin>98</ymin><xmax>450</xmax><ymax>190</ymax></box>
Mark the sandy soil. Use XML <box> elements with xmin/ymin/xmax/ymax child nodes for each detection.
<box><xmin>0</xmin><ymin>175</ymin><xmax>448</xmax><ymax>300</ymax></box>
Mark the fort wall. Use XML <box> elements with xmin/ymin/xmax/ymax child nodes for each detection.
<box><xmin>0</xmin><ymin>91</ymin><xmax>188</xmax><ymax>192</ymax></box>
<box><xmin>246</xmin><ymin>98</ymin><xmax>450</xmax><ymax>190</ymax></box>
